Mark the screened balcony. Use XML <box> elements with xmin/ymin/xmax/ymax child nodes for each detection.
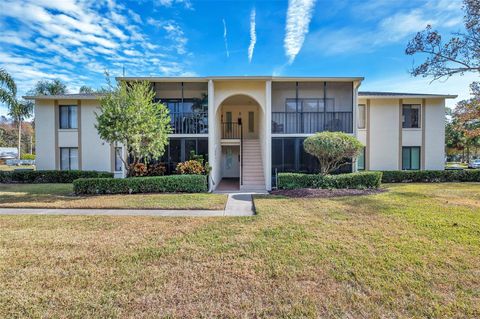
<box><xmin>153</xmin><ymin>81</ymin><xmax>208</xmax><ymax>134</ymax></box>
<box><xmin>271</xmin><ymin>82</ymin><xmax>353</xmax><ymax>134</ymax></box>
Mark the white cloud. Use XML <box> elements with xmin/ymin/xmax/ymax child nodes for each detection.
<box><xmin>306</xmin><ymin>0</ymin><xmax>464</xmax><ymax>56</ymax></box>
<box><xmin>223</xmin><ymin>18</ymin><xmax>229</xmax><ymax>58</ymax></box>
<box><xmin>0</xmin><ymin>0</ymin><xmax>195</xmax><ymax>103</ymax></box>
<box><xmin>148</xmin><ymin>18</ymin><xmax>189</xmax><ymax>55</ymax></box>
<box><xmin>284</xmin><ymin>0</ymin><xmax>317</xmax><ymax>64</ymax></box>
<box><xmin>155</xmin><ymin>0</ymin><xmax>192</xmax><ymax>9</ymax></box>
<box><xmin>248</xmin><ymin>8</ymin><xmax>256</xmax><ymax>63</ymax></box>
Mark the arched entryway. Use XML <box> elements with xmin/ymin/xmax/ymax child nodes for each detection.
<box><xmin>214</xmin><ymin>94</ymin><xmax>266</xmax><ymax>191</ymax></box>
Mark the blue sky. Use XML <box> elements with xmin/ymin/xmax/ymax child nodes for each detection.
<box><xmin>0</xmin><ymin>0</ymin><xmax>474</xmax><ymax>116</ymax></box>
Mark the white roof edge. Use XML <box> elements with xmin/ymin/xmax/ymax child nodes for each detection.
<box><xmin>359</xmin><ymin>94</ymin><xmax>458</xmax><ymax>99</ymax></box>
<box><xmin>23</xmin><ymin>94</ymin><xmax>104</xmax><ymax>100</ymax></box>
<box><xmin>115</xmin><ymin>76</ymin><xmax>365</xmax><ymax>82</ymax></box>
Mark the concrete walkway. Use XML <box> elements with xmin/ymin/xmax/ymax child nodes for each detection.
<box><xmin>0</xmin><ymin>193</ymin><xmax>256</xmax><ymax>217</ymax></box>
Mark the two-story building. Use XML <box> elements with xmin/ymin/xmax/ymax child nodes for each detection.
<box><xmin>26</xmin><ymin>76</ymin><xmax>456</xmax><ymax>191</ymax></box>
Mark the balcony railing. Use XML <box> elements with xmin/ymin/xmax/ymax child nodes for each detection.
<box><xmin>272</xmin><ymin>111</ymin><xmax>353</xmax><ymax>134</ymax></box>
<box><xmin>221</xmin><ymin>122</ymin><xmax>242</xmax><ymax>139</ymax></box>
<box><xmin>170</xmin><ymin>112</ymin><xmax>208</xmax><ymax>134</ymax></box>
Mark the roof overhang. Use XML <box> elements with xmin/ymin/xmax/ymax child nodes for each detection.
<box><xmin>23</xmin><ymin>94</ymin><xmax>105</xmax><ymax>100</ymax></box>
<box><xmin>359</xmin><ymin>93</ymin><xmax>457</xmax><ymax>99</ymax></box>
<box><xmin>116</xmin><ymin>76</ymin><xmax>364</xmax><ymax>82</ymax></box>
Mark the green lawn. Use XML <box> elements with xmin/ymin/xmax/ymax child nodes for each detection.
<box><xmin>0</xmin><ymin>183</ymin><xmax>479</xmax><ymax>317</ymax></box>
<box><xmin>0</xmin><ymin>164</ymin><xmax>35</xmax><ymax>171</ymax></box>
<box><xmin>0</xmin><ymin>184</ymin><xmax>227</xmax><ymax>210</ymax></box>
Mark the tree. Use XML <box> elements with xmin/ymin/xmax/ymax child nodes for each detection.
<box><xmin>79</xmin><ymin>85</ymin><xmax>95</xmax><ymax>94</ymax></box>
<box><xmin>0</xmin><ymin>68</ymin><xmax>17</xmax><ymax>110</ymax></box>
<box><xmin>0</xmin><ymin>69</ymin><xmax>33</xmax><ymax>159</ymax></box>
<box><xmin>8</xmin><ymin>100</ymin><xmax>33</xmax><ymax>159</ymax></box>
<box><xmin>31</xmin><ymin>79</ymin><xmax>67</xmax><ymax>95</ymax></box>
<box><xmin>95</xmin><ymin>80</ymin><xmax>171</xmax><ymax>176</ymax></box>
<box><xmin>303</xmin><ymin>132</ymin><xmax>363</xmax><ymax>175</ymax></box>
<box><xmin>405</xmin><ymin>0</ymin><xmax>480</xmax><ymax>81</ymax></box>
<box><xmin>454</xmin><ymin>82</ymin><xmax>480</xmax><ymax>139</ymax></box>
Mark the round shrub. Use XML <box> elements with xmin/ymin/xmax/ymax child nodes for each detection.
<box><xmin>303</xmin><ymin>132</ymin><xmax>363</xmax><ymax>175</ymax></box>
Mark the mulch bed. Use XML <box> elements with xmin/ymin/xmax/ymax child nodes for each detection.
<box><xmin>270</xmin><ymin>188</ymin><xmax>387</xmax><ymax>198</ymax></box>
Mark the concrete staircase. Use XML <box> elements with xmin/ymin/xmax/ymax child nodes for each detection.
<box><xmin>241</xmin><ymin>139</ymin><xmax>265</xmax><ymax>190</ymax></box>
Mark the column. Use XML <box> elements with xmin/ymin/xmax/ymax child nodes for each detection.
<box><xmin>265</xmin><ymin>80</ymin><xmax>272</xmax><ymax>190</ymax></box>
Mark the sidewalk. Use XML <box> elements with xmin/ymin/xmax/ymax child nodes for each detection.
<box><xmin>0</xmin><ymin>193</ymin><xmax>256</xmax><ymax>217</ymax></box>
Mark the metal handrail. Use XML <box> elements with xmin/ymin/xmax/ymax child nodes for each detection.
<box><xmin>240</xmin><ymin>123</ymin><xmax>243</xmax><ymax>186</ymax></box>
<box><xmin>221</xmin><ymin>122</ymin><xmax>242</xmax><ymax>139</ymax></box>
<box><xmin>271</xmin><ymin>111</ymin><xmax>353</xmax><ymax>134</ymax></box>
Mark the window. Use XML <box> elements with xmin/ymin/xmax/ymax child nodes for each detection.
<box><xmin>402</xmin><ymin>104</ymin><xmax>420</xmax><ymax>128</ymax></box>
<box><xmin>60</xmin><ymin>147</ymin><xmax>78</xmax><ymax>170</ymax></box>
<box><xmin>59</xmin><ymin>105</ymin><xmax>77</xmax><ymax>129</ymax></box>
<box><xmin>358</xmin><ymin>104</ymin><xmax>366</xmax><ymax>129</ymax></box>
<box><xmin>248</xmin><ymin>112</ymin><xmax>254</xmax><ymax>133</ymax></box>
<box><xmin>114</xmin><ymin>147</ymin><xmax>122</xmax><ymax>171</ymax></box>
<box><xmin>402</xmin><ymin>147</ymin><xmax>421</xmax><ymax>170</ymax></box>
<box><xmin>357</xmin><ymin>147</ymin><xmax>365</xmax><ymax>170</ymax></box>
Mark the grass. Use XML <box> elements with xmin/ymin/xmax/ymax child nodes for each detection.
<box><xmin>0</xmin><ymin>183</ymin><xmax>479</xmax><ymax>317</ymax></box>
<box><xmin>0</xmin><ymin>164</ymin><xmax>35</xmax><ymax>171</ymax></box>
<box><xmin>0</xmin><ymin>184</ymin><xmax>227</xmax><ymax>210</ymax></box>
<box><xmin>445</xmin><ymin>162</ymin><xmax>468</xmax><ymax>168</ymax></box>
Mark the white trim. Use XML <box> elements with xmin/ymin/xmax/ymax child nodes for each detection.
<box><xmin>169</xmin><ymin>134</ymin><xmax>209</xmax><ymax>138</ymax></box>
<box><xmin>116</xmin><ymin>76</ymin><xmax>365</xmax><ymax>82</ymax></box>
<box><xmin>265</xmin><ymin>80</ymin><xmax>272</xmax><ymax>191</ymax></box>
<box><xmin>360</xmin><ymin>94</ymin><xmax>457</xmax><ymax>99</ymax></box>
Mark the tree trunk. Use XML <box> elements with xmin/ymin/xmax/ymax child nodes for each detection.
<box><xmin>17</xmin><ymin>120</ymin><xmax>21</xmax><ymax>160</ymax></box>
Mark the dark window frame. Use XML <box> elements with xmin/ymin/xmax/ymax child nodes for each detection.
<box><xmin>155</xmin><ymin>98</ymin><xmax>208</xmax><ymax>134</ymax></box>
<box><xmin>358</xmin><ymin>104</ymin><xmax>366</xmax><ymax>129</ymax></box>
<box><xmin>248</xmin><ymin>111</ymin><xmax>254</xmax><ymax>133</ymax></box>
<box><xmin>151</xmin><ymin>137</ymin><xmax>208</xmax><ymax>174</ymax></box>
<box><xmin>402</xmin><ymin>104</ymin><xmax>421</xmax><ymax>129</ymax></box>
<box><xmin>402</xmin><ymin>146</ymin><xmax>421</xmax><ymax>170</ymax></box>
<box><xmin>60</xmin><ymin>147</ymin><xmax>78</xmax><ymax>170</ymax></box>
<box><xmin>59</xmin><ymin>105</ymin><xmax>78</xmax><ymax>129</ymax></box>
<box><xmin>357</xmin><ymin>147</ymin><xmax>365</xmax><ymax>170</ymax></box>
<box><xmin>114</xmin><ymin>147</ymin><xmax>123</xmax><ymax>172</ymax></box>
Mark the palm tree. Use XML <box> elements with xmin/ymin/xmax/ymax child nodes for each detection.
<box><xmin>9</xmin><ymin>101</ymin><xmax>33</xmax><ymax>159</ymax></box>
<box><xmin>1</xmin><ymin>68</ymin><xmax>33</xmax><ymax>159</ymax></box>
<box><xmin>0</xmin><ymin>68</ymin><xmax>17</xmax><ymax>111</ymax></box>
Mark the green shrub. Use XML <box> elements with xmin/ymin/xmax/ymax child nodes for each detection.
<box><xmin>0</xmin><ymin>170</ymin><xmax>113</xmax><ymax>184</ymax></box>
<box><xmin>277</xmin><ymin>171</ymin><xmax>382</xmax><ymax>190</ymax></box>
<box><xmin>176</xmin><ymin>160</ymin><xmax>207</xmax><ymax>175</ymax></box>
<box><xmin>303</xmin><ymin>132</ymin><xmax>363</xmax><ymax>175</ymax></box>
<box><xmin>380</xmin><ymin>170</ymin><xmax>480</xmax><ymax>183</ymax></box>
<box><xmin>20</xmin><ymin>153</ymin><xmax>35</xmax><ymax>160</ymax></box>
<box><xmin>73</xmin><ymin>174</ymin><xmax>208</xmax><ymax>194</ymax></box>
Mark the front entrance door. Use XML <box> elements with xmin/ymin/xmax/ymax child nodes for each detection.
<box><xmin>222</xmin><ymin>146</ymin><xmax>240</xmax><ymax>178</ymax></box>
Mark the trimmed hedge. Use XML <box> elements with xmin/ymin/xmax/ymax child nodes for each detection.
<box><xmin>73</xmin><ymin>174</ymin><xmax>208</xmax><ymax>194</ymax></box>
<box><xmin>277</xmin><ymin>171</ymin><xmax>383</xmax><ymax>190</ymax></box>
<box><xmin>381</xmin><ymin>170</ymin><xmax>480</xmax><ymax>183</ymax></box>
<box><xmin>0</xmin><ymin>170</ymin><xmax>113</xmax><ymax>184</ymax></box>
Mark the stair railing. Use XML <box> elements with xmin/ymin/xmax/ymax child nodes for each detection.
<box><xmin>240</xmin><ymin>123</ymin><xmax>243</xmax><ymax>186</ymax></box>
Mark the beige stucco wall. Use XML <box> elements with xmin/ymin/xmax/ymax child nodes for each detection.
<box><xmin>210</xmin><ymin>80</ymin><xmax>269</xmax><ymax>190</ymax></box>
<box><xmin>425</xmin><ymin>98</ymin><xmax>445</xmax><ymax>169</ymax></box>
<box><xmin>80</xmin><ymin>100</ymin><xmax>112</xmax><ymax>172</ymax></box>
<box><xmin>34</xmin><ymin>100</ymin><xmax>56</xmax><ymax>170</ymax></box>
<box><xmin>366</xmin><ymin>98</ymin><xmax>401</xmax><ymax>170</ymax></box>
<box><xmin>358</xmin><ymin>97</ymin><xmax>445</xmax><ymax>171</ymax></box>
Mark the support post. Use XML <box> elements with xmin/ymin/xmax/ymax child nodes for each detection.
<box><xmin>208</xmin><ymin>80</ymin><xmax>216</xmax><ymax>191</ymax></box>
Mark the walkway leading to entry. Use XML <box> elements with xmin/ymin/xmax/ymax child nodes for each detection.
<box><xmin>0</xmin><ymin>192</ymin><xmax>257</xmax><ymax>217</ymax></box>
